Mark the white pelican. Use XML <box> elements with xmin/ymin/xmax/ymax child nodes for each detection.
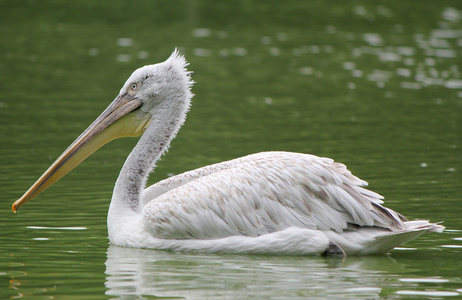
<box><xmin>13</xmin><ymin>50</ymin><xmax>443</xmax><ymax>256</ymax></box>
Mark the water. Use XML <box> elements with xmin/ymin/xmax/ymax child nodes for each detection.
<box><xmin>1</xmin><ymin>1</ymin><xmax>461</xmax><ymax>299</ymax></box>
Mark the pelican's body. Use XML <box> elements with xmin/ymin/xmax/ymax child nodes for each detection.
<box><xmin>13</xmin><ymin>50</ymin><xmax>443</xmax><ymax>256</ymax></box>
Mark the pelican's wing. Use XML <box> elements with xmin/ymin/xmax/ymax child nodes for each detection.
<box><xmin>141</xmin><ymin>152</ymin><xmax>405</xmax><ymax>240</ymax></box>
<box><xmin>140</xmin><ymin>158</ymin><xmax>242</xmax><ymax>207</ymax></box>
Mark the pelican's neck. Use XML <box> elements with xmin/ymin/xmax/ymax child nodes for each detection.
<box><xmin>110</xmin><ymin>103</ymin><xmax>187</xmax><ymax>218</ymax></box>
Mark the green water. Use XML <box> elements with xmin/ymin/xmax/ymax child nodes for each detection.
<box><xmin>1</xmin><ymin>1</ymin><xmax>461</xmax><ymax>298</ymax></box>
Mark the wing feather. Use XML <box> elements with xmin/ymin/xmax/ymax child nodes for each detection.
<box><xmin>141</xmin><ymin>151</ymin><xmax>404</xmax><ymax>240</ymax></box>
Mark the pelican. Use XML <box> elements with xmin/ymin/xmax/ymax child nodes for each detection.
<box><xmin>12</xmin><ymin>50</ymin><xmax>443</xmax><ymax>256</ymax></box>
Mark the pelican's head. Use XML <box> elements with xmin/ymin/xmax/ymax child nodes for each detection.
<box><xmin>119</xmin><ymin>50</ymin><xmax>193</xmax><ymax>116</ymax></box>
<box><xmin>12</xmin><ymin>49</ymin><xmax>193</xmax><ymax>212</ymax></box>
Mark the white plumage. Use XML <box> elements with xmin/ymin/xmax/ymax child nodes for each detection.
<box><xmin>13</xmin><ymin>50</ymin><xmax>444</xmax><ymax>256</ymax></box>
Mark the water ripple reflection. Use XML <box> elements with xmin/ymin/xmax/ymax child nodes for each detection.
<box><xmin>104</xmin><ymin>245</ymin><xmax>460</xmax><ymax>299</ymax></box>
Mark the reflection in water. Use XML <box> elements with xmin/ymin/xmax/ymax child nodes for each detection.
<box><xmin>105</xmin><ymin>245</ymin><xmax>406</xmax><ymax>299</ymax></box>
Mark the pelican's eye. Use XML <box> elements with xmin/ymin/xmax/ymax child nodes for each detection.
<box><xmin>130</xmin><ymin>83</ymin><xmax>138</xmax><ymax>91</ymax></box>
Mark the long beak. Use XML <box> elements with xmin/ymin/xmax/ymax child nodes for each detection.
<box><xmin>12</xmin><ymin>95</ymin><xmax>151</xmax><ymax>212</ymax></box>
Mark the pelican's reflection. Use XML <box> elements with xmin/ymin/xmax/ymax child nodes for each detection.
<box><xmin>105</xmin><ymin>245</ymin><xmax>409</xmax><ymax>299</ymax></box>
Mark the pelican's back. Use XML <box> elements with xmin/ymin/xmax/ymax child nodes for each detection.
<box><xmin>136</xmin><ymin>151</ymin><xmax>443</xmax><ymax>254</ymax></box>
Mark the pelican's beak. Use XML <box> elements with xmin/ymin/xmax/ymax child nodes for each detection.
<box><xmin>12</xmin><ymin>95</ymin><xmax>151</xmax><ymax>212</ymax></box>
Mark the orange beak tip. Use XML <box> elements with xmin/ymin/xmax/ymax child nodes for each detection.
<box><xmin>12</xmin><ymin>202</ymin><xmax>19</xmax><ymax>213</ymax></box>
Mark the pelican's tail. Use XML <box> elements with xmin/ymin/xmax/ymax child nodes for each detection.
<box><xmin>402</xmin><ymin>220</ymin><xmax>445</xmax><ymax>233</ymax></box>
<box><xmin>327</xmin><ymin>220</ymin><xmax>444</xmax><ymax>256</ymax></box>
<box><xmin>367</xmin><ymin>221</ymin><xmax>444</xmax><ymax>254</ymax></box>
